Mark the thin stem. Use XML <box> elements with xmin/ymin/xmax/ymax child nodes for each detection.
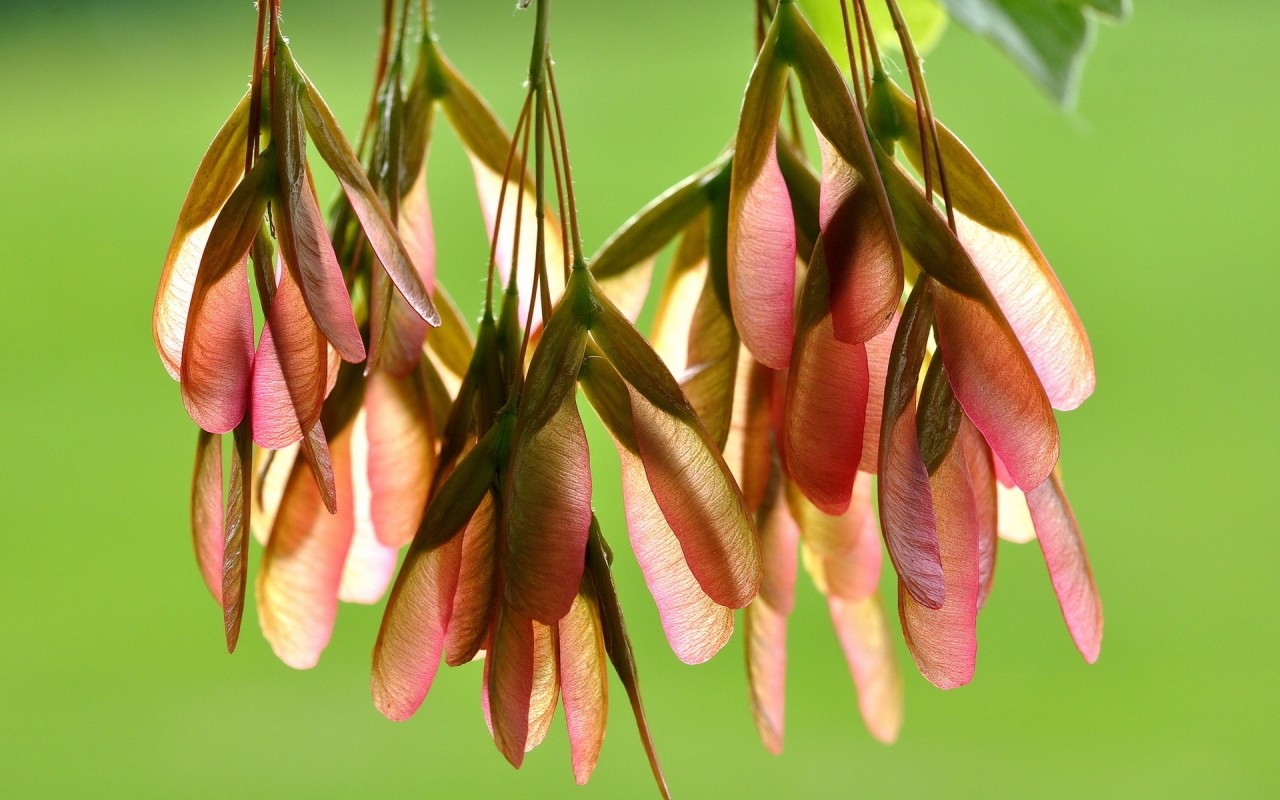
<box><xmin>882</xmin><ymin>0</ymin><xmax>933</xmax><ymax>201</ymax></box>
<box><xmin>853</xmin><ymin>0</ymin><xmax>872</xmax><ymax>99</ymax></box>
<box><xmin>856</xmin><ymin>0</ymin><xmax>882</xmax><ymax>74</ymax></box>
<box><xmin>512</xmin><ymin>211</ymin><xmax>541</xmax><ymax>398</ymax></box>
<box><xmin>359</xmin><ymin>0</ymin><xmax>397</xmax><ymax>156</ymax></box>
<box><xmin>394</xmin><ymin>0</ymin><xmax>412</xmax><ymax>61</ymax></box>
<box><xmin>883</xmin><ymin>0</ymin><xmax>954</xmax><ymax>227</ymax></box>
<box><xmin>533</xmin><ymin>80</ymin><xmax>553</xmax><ymax>325</ymax></box>
<box><xmin>511</xmin><ymin>0</ymin><xmax>554</xmax><ymax>399</ymax></box>
<box><xmin>506</xmin><ymin>109</ymin><xmax>533</xmax><ymax>300</ymax></box>
<box><xmin>527</xmin><ymin>0</ymin><xmax>551</xmax><ymax>93</ymax></box>
<box><xmin>484</xmin><ymin>93</ymin><xmax>534</xmax><ymax>316</ymax></box>
<box><xmin>245</xmin><ymin>0</ymin><xmax>268</xmax><ymax>175</ymax></box>
<box><xmin>838</xmin><ymin>0</ymin><xmax>865</xmax><ymax>111</ymax></box>
<box><xmin>546</xmin><ymin>62</ymin><xmax>583</xmax><ymax>265</ymax></box>
<box><xmin>542</xmin><ymin>75</ymin><xmax>572</xmax><ymax>283</ymax></box>
<box><xmin>267</xmin><ymin>0</ymin><xmax>280</xmax><ymax>153</ymax></box>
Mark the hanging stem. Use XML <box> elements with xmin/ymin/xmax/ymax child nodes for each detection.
<box><xmin>546</xmin><ymin>62</ymin><xmax>583</xmax><ymax>266</ymax></box>
<box><xmin>359</xmin><ymin>0</ymin><xmax>397</xmax><ymax>155</ymax></box>
<box><xmin>484</xmin><ymin>94</ymin><xmax>533</xmax><ymax>316</ymax></box>
<box><xmin>541</xmin><ymin>75</ymin><xmax>572</xmax><ymax>283</ymax></box>
<box><xmin>884</xmin><ymin>0</ymin><xmax>954</xmax><ymax>228</ymax></box>
<box><xmin>245</xmin><ymin>0</ymin><xmax>268</xmax><ymax>175</ymax></box>
<box><xmin>838</xmin><ymin>0</ymin><xmax>865</xmax><ymax>111</ymax></box>
<box><xmin>506</xmin><ymin>108</ymin><xmax>533</xmax><ymax>303</ymax></box>
<box><xmin>267</xmin><ymin>0</ymin><xmax>280</xmax><ymax>109</ymax></box>
<box><xmin>855</xmin><ymin>0</ymin><xmax>883</xmax><ymax>75</ymax></box>
<box><xmin>533</xmin><ymin>80</ymin><xmax>553</xmax><ymax>325</ymax></box>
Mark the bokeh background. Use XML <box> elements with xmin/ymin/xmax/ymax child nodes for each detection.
<box><xmin>1</xmin><ymin>0</ymin><xmax>1277</xmax><ymax>797</ymax></box>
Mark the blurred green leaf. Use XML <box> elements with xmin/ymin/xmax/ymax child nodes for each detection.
<box><xmin>942</xmin><ymin>0</ymin><xmax>1131</xmax><ymax>106</ymax></box>
<box><xmin>797</xmin><ymin>0</ymin><xmax>950</xmax><ymax>62</ymax></box>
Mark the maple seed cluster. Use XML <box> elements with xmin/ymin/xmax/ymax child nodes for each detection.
<box><xmin>153</xmin><ymin>0</ymin><xmax>1102</xmax><ymax>792</ymax></box>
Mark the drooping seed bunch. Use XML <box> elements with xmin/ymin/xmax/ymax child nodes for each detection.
<box><xmin>153</xmin><ymin>0</ymin><xmax>1102</xmax><ymax>793</ymax></box>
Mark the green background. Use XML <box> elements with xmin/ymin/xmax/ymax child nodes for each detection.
<box><xmin>1</xmin><ymin>0</ymin><xmax>1276</xmax><ymax>797</ymax></box>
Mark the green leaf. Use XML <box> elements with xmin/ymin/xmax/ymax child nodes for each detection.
<box><xmin>941</xmin><ymin>0</ymin><xmax>1130</xmax><ymax>106</ymax></box>
<box><xmin>796</xmin><ymin>0</ymin><xmax>950</xmax><ymax>61</ymax></box>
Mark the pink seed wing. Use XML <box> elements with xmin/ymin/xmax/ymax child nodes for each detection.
<box><xmin>588</xmin><ymin>285</ymin><xmax>762</xmax><ymax>609</ymax></box>
<box><xmin>889</xmin><ymin>83</ymin><xmax>1094</xmax><ymax>410</ymax></box>
<box><xmin>275</xmin><ymin>163</ymin><xmax>366</xmax><ymax>364</ymax></box>
<box><xmin>525</xmin><ymin>619</ymin><xmax>561</xmax><ymax>754</ymax></box>
<box><xmin>728</xmin><ymin>129</ymin><xmax>796</xmax><ymax>370</ymax></box>
<box><xmin>251</xmin><ymin>443</ymin><xmax>298</xmax><ymax>546</ymax></box>
<box><xmin>504</xmin><ymin>389</ymin><xmax>593</xmax><ymax>626</ymax></box>
<box><xmin>745</xmin><ymin>597</ymin><xmax>789</xmax><ymax>756</ymax></box>
<box><xmin>758</xmin><ymin>482</ymin><xmax>801</xmax><ymax>614</ymax></box>
<box><xmin>877</xmin><ymin>283</ymin><xmax>944</xmax><ymax>608</ymax></box>
<box><xmin>723</xmin><ymin>352</ymin><xmax>775</xmax><ymax>515</ymax></box>
<box><xmin>368</xmin><ymin>166</ymin><xmax>437</xmax><ymax>378</ymax></box>
<box><xmin>252</xmin><ymin>259</ymin><xmax>326</xmax><ymax>449</ymax></box>
<box><xmin>486</xmin><ymin>604</ymin><xmax>535</xmax><ymax>768</ymax></box>
<box><xmin>1026</xmin><ymin>471</ymin><xmax>1103</xmax><ymax>663</ymax></box>
<box><xmin>155</xmin><ymin>92</ymin><xmax>251</xmax><ymax>380</ymax></box>
<box><xmin>371</xmin><ymin>516</ymin><xmax>464</xmax><ymax>721</ymax></box>
<box><xmin>559</xmin><ymin>587</ymin><xmax>608</xmax><ymax>784</ymax></box>
<box><xmin>728</xmin><ymin>22</ymin><xmax>794</xmax><ymax>369</ymax></box>
<box><xmin>191</xmin><ymin>430</ymin><xmax>224</xmax><ymax>604</ymax></box>
<box><xmin>783</xmin><ymin>244</ymin><xmax>868</xmax><ymax>514</ymax></box>
<box><xmin>859</xmin><ymin>312</ymin><xmax>899</xmax><ymax>474</ymax></box>
<box><xmin>783</xmin><ymin>2</ymin><xmax>902</xmax><ymax>340</ymax></box>
<box><xmin>630</xmin><ymin>386</ymin><xmax>760</xmax><ymax>609</ymax></box>
<box><xmin>648</xmin><ymin>225</ymin><xmax>708</xmax><ymax>373</ymax></box>
<box><xmin>338</xmin><ymin>411</ymin><xmax>399</xmax><ymax>605</ymax></box>
<box><xmin>745</xmin><ymin>479</ymin><xmax>800</xmax><ymax>755</ymax></box>
<box><xmin>617</xmin><ymin>443</ymin><xmax>733</xmax><ymax>665</ymax></box>
<box><xmin>791</xmin><ymin>473</ymin><xmax>883</xmax><ymax>602</ymax></box>
<box><xmin>180</xmin><ymin>251</ymin><xmax>255</xmax><ymax>434</ymax></box>
<box><xmin>444</xmin><ymin>492</ymin><xmax>498</xmax><ymax>667</ymax></box>
<box><xmin>365</xmin><ymin>366</ymin><xmax>435</xmax><ymax>548</ymax></box>
<box><xmin>961</xmin><ymin>420</ymin><xmax>999</xmax><ymax>609</ymax></box>
<box><xmin>681</xmin><ymin>284</ymin><xmax>741</xmax><ymax>453</ymax></box>
<box><xmin>828</xmin><ymin>594</ymin><xmax>904</xmax><ymax>744</ymax></box>
<box><xmin>220</xmin><ymin>427</ymin><xmax>254</xmax><ymax>653</ymax></box>
<box><xmin>878</xmin><ymin>152</ymin><xmax>1058</xmax><ymax>492</ymax></box>
<box><xmin>931</xmin><ymin>281</ymin><xmax>1059</xmax><ymax>491</ymax></box>
<box><xmin>898</xmin><ymin>431</ymin><xmax>980</xmax><ymax>690</ymax></box>
<box><xmin>816</xmin><ymin>132</ymin><xmax>901</xmax><ymax>344</ymax></box>
<box><xmin>293</xmin><ymin>56</ymin><xmax>437</xmax><ymax>328</ymax></box>
<box><xmin>256</xmin><ymin>429</ymin><xmax>356</xmax><ymax>670</ymax></box>
<box><xmin>178</xmin><ymin>157</ymin><xmax>268</xmax><ymax>434</ymax></box>
<box><xmin>956</xmin><ymin>216</ymin><xmax>1093</xmax><ymax>411</ymax></box>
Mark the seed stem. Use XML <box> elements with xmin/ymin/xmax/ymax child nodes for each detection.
<box><xmin>484</xmin><ymin>93</ymin><xmax>533</xmax><ymax>316</ymax></box>
<box><xmin>542</xmin><ymin>75</ymin><xmax>572</xmax><ymax>283</ymax></box>
<box><xmin>359</xmin><ymin>0</ymin><xmax>397</xmax><ymax>156</ymax></box>
<box><xmin>245</xmin><ymin>0</ymin><xmax>268</xmax><ymax>175</ymax></box>
<box><xmin>855</xmin><ymin>0</ymin><xmax>883</xmax><ymax>75</ymax></box>
<box><xmin>839</xmin><ymin>0</ymin><xmax>865</xmax><ymax>110</ymax></box>
<box><xmin>506</xmin><ymin>106</ymin><xmax>532</xmax><ymax>303</ymax></box>
<box><xmin>546</xmin><ymin>62</ymin><xmax>584</xmax><ymax>266</ymax></box>
<box><xmin>883</xmin><ymin>0</ymin><xmax>954</xmax><ymax>228</ymax></box>
<box><xmin>533</xmin><ymin>80</ymin><xmax>553</xmax><ymax>325</ymax></box>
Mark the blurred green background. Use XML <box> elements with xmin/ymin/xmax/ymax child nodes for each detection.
<box><xmin>1</xmin><ymin>0</ymin><xmax>1277</xmax><ymax>797</ymax></box>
